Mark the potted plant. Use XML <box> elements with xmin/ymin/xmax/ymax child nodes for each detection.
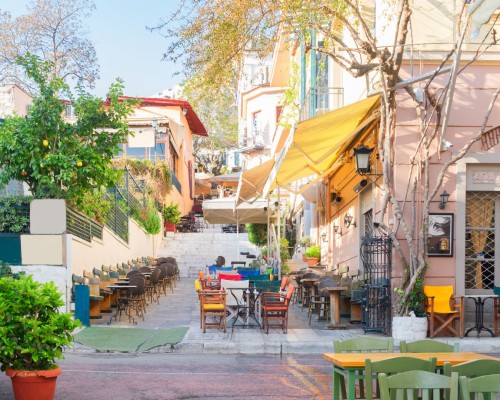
<box><xmin>162</xmin><ymin>201</ymin><xmax>182</xmax><ymax>233</ymax></box>
<box><xmin>392</xmin><ymin>275</ymin><xmax>428</xmax><ymax>341</ymax></box>
<box><xmin>0</xmin><ymin>275</ymin><xmax>80</xmax><ymax>400</ymax></box>
<box><xmin>298</xmin><ymin>236</ymin><xmax>313</xmax><ymax>261</ymax></box>
<box><xmin>305</xmin><ymin>245</ymin><xmax>321</xmax><ymax>267</ymax></box>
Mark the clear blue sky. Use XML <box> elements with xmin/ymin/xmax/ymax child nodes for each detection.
<box><xmin>5</xmin><ymin>0</ymin><xmax>184</xmax><ymax>98</ymax></box>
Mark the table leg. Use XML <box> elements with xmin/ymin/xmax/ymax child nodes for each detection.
<box><xmin>347</xmin><ymin>369</ymin><xmax>356</xmax><ymax>400</ymax></box>
<box><xmin>465</xmin><ymin>297</ymin><xmax>494</xmax><ymax>337</ymax></box>
<box><xmin>326</xmin><ymin>291</ymin><xmax>347</xmax><ymax>330</ymax></box>
<box><xmin>332</xmin><ymin>367</ymin><xmax>342</xmax><ymax>400</ymax></box>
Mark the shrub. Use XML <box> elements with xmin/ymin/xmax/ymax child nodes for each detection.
<box><xmin>305</xmin><ymin>245</ymin><xmax>320</xmax><ymax>259</ymax></box>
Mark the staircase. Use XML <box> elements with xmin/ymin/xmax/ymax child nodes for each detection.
<box><xmin>157</xmin><ymin>224</ymin><xmax>260</xmax><ymax>278</ymax></box>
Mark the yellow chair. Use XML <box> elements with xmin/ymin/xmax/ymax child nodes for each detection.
<box><xmin>424</xmin><ymin>285</ymin><xmax>464</xmax><ymax>338</ymax></box>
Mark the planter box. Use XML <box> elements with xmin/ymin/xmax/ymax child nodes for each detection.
<box><xmin>392</xmin><ymin>316</ymin><xmax>428</xmax><ymax>341</ymax></box>
<box><xmin>164</xmin><ymin>222</ymin><xmax>176</xmax><ymax>233</ymax></box>
<box><xmin>306</xmin><ymin>257</ymin><xmax>319</xmax><ymax>267</ymax></box>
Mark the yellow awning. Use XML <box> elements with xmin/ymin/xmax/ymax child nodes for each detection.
<box><xmin>235</xmin><ymin>159</ymin><xmax>275</xmax><ymax>206</ymax></box>
<box><xmin>265</xmin><ymin>95</ymin><xmax>380</xmax><ymax>195</ymax></box>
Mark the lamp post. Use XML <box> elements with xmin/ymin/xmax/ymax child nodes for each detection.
<box><xmin>353</xmin><ymin>145</ymin><xmax>374</xmax><ymax>175</ymax></box>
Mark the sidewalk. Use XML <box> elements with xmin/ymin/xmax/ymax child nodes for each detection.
<box><xmin>72</xmin><ymin>277</ymin><xmax>500</xmax><ymax>355</ymax></box>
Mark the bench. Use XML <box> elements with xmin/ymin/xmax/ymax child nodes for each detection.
<box><xmin>92</xmin><ymin>268</ymin><xmax>115</xmax><ymax>311</ymax></box>
<box><xmin>72</xmin><ymin>274</ymin><xmax>104</xmax><ymax>323</ymax></box>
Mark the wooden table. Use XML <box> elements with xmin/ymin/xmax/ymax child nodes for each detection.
<box><xmin>322</xmin><ymin>352</ymin><xmax>500</xmax><ymax>400</ymax></box>
<box><xmin>321</xmin><ymin>286</ymin><xmax>347</xmax><ymax>329</ymax></box>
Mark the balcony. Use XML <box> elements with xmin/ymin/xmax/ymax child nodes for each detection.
<box><xmin>299</xmin><ymin>87</ymin><xmax>344</xmax><ymax>122</ymax></box>
<box><xmin>239</xmin><ymin>129</ymin><xmax>267</xmax><ymax>153</ymax></box>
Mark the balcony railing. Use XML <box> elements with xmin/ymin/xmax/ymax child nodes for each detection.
<box><xmin>299</xmin><ymin>87</ymin><xmax>344</xmax><ymax>122</ymax></box>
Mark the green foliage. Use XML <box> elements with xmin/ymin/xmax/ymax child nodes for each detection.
<box><xmin>246</xmin><ymin>223</ymin><xmax>268</xmax><ymax>247</ymax></box>
<box><xmin>133</xmin><ymin>199</ymin><xmax>162</xmax><ymax>235</ymax></box>
<box><xmin>0</xmin><ymin>261</ymin><xmax>24</xmax><ymax>280</ymax></box>
<box><xmin>0</xmin><ymin>196</ymin><xmax>32</xmax><ymax>233</ymax></box>
<box><xmin>0</xmin><ymin>275</ymin><xmax>80</xmax><ymax>371</ymax></box>
<box><xmin>72</xmin><ymin>187</ymin><xmax>112</xmax><ymax>224</ymax></box>
<box><xmin>305</xmin><ymin>245</ymin><xmax>320</xmax><ymax>259</ymax></box>
<box><xmin>298</xmin><ymin>236</ymin><xmax>313</xmax><ymax>247</ymax></box>
<box><xmin>0</xmin><ymin>54</ymin><xmax>136</xmax><ymax>210</ymax></box>
<box><xmin>162</xmin><ymin>202</ymin><xmax>182</xmax><ymax>224</ymax></box>
<box><xmin>280</xmin><ymin>237</ymin><xmax>291</xmax><ymax>275</ymax></box>
<box><xmin>394</xmin><ymin>267</ymin><xmax>428</xmax><ymax>317</ymax></box>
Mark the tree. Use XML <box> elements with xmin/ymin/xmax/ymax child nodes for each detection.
<box><xmin>0</xmin><ymin>54</ymin><xmax>135</xmax><ymax>215</ymax></box>
<box><xmin>177</xmin><ymin>78</ymin><xmax>238</xmax><ymax>176</ymax></box>
<box><xmin>158</xmin><ymin>0</ymin><xmax>500</xmax><ymax>315</ymax></box>
<box><xmin>0</xmin><ymin>0</ymin><xmax>98</xmax><ymax>93</ymax></box>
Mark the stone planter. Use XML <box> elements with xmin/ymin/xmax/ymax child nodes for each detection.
<box><xmin>392</xmin><ymin>315</ymin><xmax>428</xmax><ymax>342</ymax></box>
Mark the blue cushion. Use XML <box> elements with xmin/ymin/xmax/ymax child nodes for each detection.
<box><xmin>238</xmin><ymin>269</ymin><xmax>260</xmax><ymax>278</ymax></box>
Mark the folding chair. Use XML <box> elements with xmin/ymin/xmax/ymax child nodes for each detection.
<box><xmin>424</xmin><ymin>286</ymin><xmax>464</xmax><ymax>338</ymax></box>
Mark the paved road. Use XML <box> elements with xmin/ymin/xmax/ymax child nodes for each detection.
<box><xmin>0</xmin><ymin>353</ymin><xmax>333</xmax><ymax>399</ymax></box>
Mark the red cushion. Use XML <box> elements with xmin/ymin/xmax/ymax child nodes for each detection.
<box><xmin>218</xmin><ymin>273</ymin><xmax>242</xmax><ymax>281</ymax></box>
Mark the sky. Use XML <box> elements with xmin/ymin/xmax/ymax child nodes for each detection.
<box><xmin>4</xmin><ymin>0</ymin><xmax>184</xmax><ymax>98</ymax></box>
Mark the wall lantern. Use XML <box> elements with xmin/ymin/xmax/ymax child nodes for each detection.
<box><xmin>321</xmin><ymin>233</ymin><xmax>327</xmax><ymax>242</ymax></box>
<box><xmin>439</xmin><ymin>190</ymin><xmax>450</xmax><ymax>209</ymax></box>
<box><xmin>353</xmin><ymin>145</ymin><xmax>374</xmax><ymax>175</ymax></box>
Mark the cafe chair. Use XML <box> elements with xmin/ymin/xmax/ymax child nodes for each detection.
<box><xmin>199</xmin><ymin>289</ymin><xmax>227</xmax><ymax>333</ymax></box>
<box><xmin>443</xmin><ymin>359</ymin><xmax>500</xmax><ymax>379</ymax></box>
<box><xmin>424</xmin><ymin>285</ymin><xmax>464</xmax><ymax>338</ymax></box>
<box><xmin>308</xmin><ymin>279</ymin><xmax>333</xmax><ymax>325</ymax></box>
<box><xmin>400</xmin><ymin>339</ymin><xmax>459</xmax><ymax>353</ymax></box>
<box><xmin>365</xmin><ymin>356</ymin><xmax>437</xmax><ymax>400</ymax></box>
<box><xmin>261</xmin><ymin>284</ymin><xmax>295</xmax><ymax>334</ymax></box>
<box><xmin>378</xmin><ymin>371</ymin><xmax>459</xmax><ymax>400</ymax></box>
<box><xmin>334</xmin><ymin>337</ymin><xmax>394</xmax><ymax>399</ymax></box>
<box><xmin>220</xmin><ymin>278</ymin><xmax>249</xmax><ymax>326</ymax></box>
<box><xmin>493</xmin><ymin>285</ymin><xmax>500</xmax><ymax>336</ymax></box>
<box><xmin>458</xmin><ymin>374</ymin><xmax>500</xmax><ymax>400</ymax></box>
<box><xmin>301</xmin><ymin>272</ymin><xmax>320</xmax><ymax>310</ymax></box>
<box><xmin>117</xmin><ymin>274</ymin><xmax>146</xmax><ymax>324</ymax></box>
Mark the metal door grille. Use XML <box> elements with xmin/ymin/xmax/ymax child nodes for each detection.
<box><xmin>465</xmin><ymin>191</ymin><xmax>500</xmax><ymax>290</ymax></box>
<box><xmin>359</xmin><ymin>236</ymin><xmax>392</xmax><ymax>334</ymax></box>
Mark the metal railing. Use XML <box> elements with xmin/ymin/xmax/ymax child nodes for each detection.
<box><xmin>105</xmin><ymin>189</ymin><xmax>129</xmax><ymax>242</ymax></box>
<box><xmin>66</xmin><ymin>207</ymin><xmax>103</xmax><ymax>242</ymax></box>
<box><xmin>299</xmin><ymin>87</ymin><xmax>344</xmax><ymax>122</ymax></box>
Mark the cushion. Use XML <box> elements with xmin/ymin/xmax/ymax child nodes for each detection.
<box><xmin>218</xmin><ymin>273</ymin><xmax>242</xmax><ymax>281</ymax></box>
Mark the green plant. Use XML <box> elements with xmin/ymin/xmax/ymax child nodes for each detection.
<box><xmin>280</xmin><ymin>237</ymin><xmax>291</xmax><ymax>275</ymax></box>
<box><xmin>305</xmin><ymin>245</ymin><xmax>320</xmax><ymax>259</ymax></box>
<box><xmin>0</xmin><ymin>196</ymin><xmax>32</xmax><ymax>233</ymax></box>
<box><xmin>0</xmin><ymin>261</ymin><xmax>24</xmax><ymax>280</ymax></box>
<box><xmin>162</xmin><ymin>202</ymin><xmax>182</xmax><ymax>224</ymax></box>
<box><xmin>394</xmin><ymin>267</ymin><xmax>428</xmax><ymax>317</ymax></box>
<box><xmin>298</xmin><ymin>236</ymin><xmax>313</xmax><ymax>247</ymax></box>
<box><xmin>0</xmin><ymin>275</ymin><xmax>80</xmax><ymax>371</ymax></box>
<box><xmin>246</xmin><ymin>223</ymin><xmax>267</xmax><ymax>247</ymax></box>
<box><xmin>133</xmin><ymin>199</ymin><xmax>162</xmax><ymax>234</ymax></box>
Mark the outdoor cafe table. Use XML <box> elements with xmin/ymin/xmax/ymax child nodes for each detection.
<box><xmin>322</xmin><ymin>286</ymin><xmax>348</xmax><ymax>330</ymax></box>
<box><xmin>322</xmin><ymin>352</ymin><xmax>500</xmax><ymax>400</ymax></box>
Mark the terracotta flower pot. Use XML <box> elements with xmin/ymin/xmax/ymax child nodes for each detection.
<box><xmin>6</xmin><ymin>368</ymin><xmax>61</xmax><ymax>400</ymax></box>
<box><xmin>306</xmin><ymin>257</ymin><xmax>320</xmax><ymax>267</ymax></box>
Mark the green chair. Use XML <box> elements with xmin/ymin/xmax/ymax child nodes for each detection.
<box><xmin>443</xmin><ymin>359</ymin><xmax>500</xmax><ymax>379</ymax></box>
<box><xmin>334</xmin><ymin>337</ymin><xmax>395</xmax><ymax>399</ymax></box>
<box><xmin>400</xmin><ymin>339</ymin><xmax>459</xmax><ymax>353</ymax></box>
<box><xmin>459</xmin><ymin>374</ymin><xmax>500</xmax><ymax>400</ymax></box>
<box><xmin>378</xmin><ymin>370</ymin><xmax>459</xmax><ymax>400</ymax></box>
<box><xmin>365</xmin><ymin>356</ymin><xmax>437</xmax><ymax>400</ymax></box>
<box><xmin>334</xmin><ymin>337</ymin><xmax>394</xmax><ymax>353</ymax></box>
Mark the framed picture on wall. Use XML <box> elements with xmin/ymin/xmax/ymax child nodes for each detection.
<box><xmin>427</xmin><ymin>213</ymin><xmax>454</xmax><ymax>257</ymax></box>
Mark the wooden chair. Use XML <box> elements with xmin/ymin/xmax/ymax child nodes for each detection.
<box><xmin>493</xmin><ymin>285</ymin><xmax>500</xmax><ymax>336</ymax></box>
<box><xmin>378</xmin><ymin>371</ymin><xmax>459</xmax><ymax>400</ymax></box>
<box><xmin>334</xmin><ymin>337</ymin><xmax>394</xmax><ymax>399</ymax></box>
<box><xmin>308</xmin><ymin>278</ymin><xmax>334</xmax><ymax>325</ymax></box>
<box><xmin>261</xmin><ymin>284</ymin><xmax>295</xmax><ymax>334</ymax></box>
<box><xmin>459</xmin><ymin>374</ymin><xmax>500</xmax><ymax>400</ymax></box>
<box><xmin>424</xmin><ymin>285</ymin><xmax>464</xmax><ymax>338</ymax></box>
<box><xmin>364</xmin><ymin>356</ymin><xmax>437</xmax><ymax>400</ymax></box>
<box><xmin>400</xmin><ymin>339</ymin><xmax>459</xmax><ymax>353</ymax></box>
<box><xmin>199</xmin><ymin>288</ymin><xmax>227</xmax><ymax>333</ymax></box>
<box><xmin>443</xmin><ymin>359</ymin><xmax>500</xmax><ymax>379</ymax></box>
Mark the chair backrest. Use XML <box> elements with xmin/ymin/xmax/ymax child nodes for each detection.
<box><xmin>129</xmin><ymin>274</ymin><xmax>145</xmax><ymax>295</ymax></box>
<box><xmin>443</xmin><ymin>359</ymin><xmax>500</xmax><ymax>379</ymax></box>
<box><xmin>283</xmin><ymin>284</ymin><xmax>295</xmax><ymax>306</ymax></box>
<box><xmin>280</xmin><ymin>276</ymin><xmax>289</xmax><ymax>290</ymax></box>
<box><xmin>157</xmin><ymin>265</ymin><xmax>168</xmax><ymax>280</ymax></box>
<box><xmin>127</xmin><ymin>270</ymin><xmax>142</xmax><ymax>278</ymax></box>
<box><xmin>459</xmin><ymin>374</ymin><xmax>500</xmax><ymax>400</ymax></box>
<box><xmin>218</xmin><ymin>273</ymin><xmax>242</xmax><ymax>281</ymax></box>
<box><xmin>378</xmin><ymin>371</ymin><xmax>458</xmax><ymax>400</ymax></box>
<box><xmin>149</xmin><ymin>267</ymin><xmax>160</xmax><ymax>284</ymax></box>
<box><xmin>334</xmin><ymin>337</ymin><xmax>394</xmax><ymax>353</ymax></box>
<box><xmin>365</xmin><ymin>356</ymin><xmax>437</xmax><ymax>400</ymax></box>
<box><xmin>139</xmin><ymin>266</ymin><xmax>152</xmax><ymax>273</ymax></box>
<box><xmin>195</xmin><ymin>279</ymin><xmax>202</xmax><ymax>292</ymax></box>
<box><xmin>400</xmin><ymin>339</ymin><xmax>458</xmax><ymax>353</ymax></box>
<box><xmin>424</xmin><ymin>286</ymin><xmax>455</xmax><ymax>313</ymax></box>
<box><xmin>220</xmin><ymin>279</ymin><xmax>249</xmax><ymax>306</ymax></box>
<box><xmin>493</xmin><ymin>285</ymin><xmax>500</xmax><ymax>296</ymax></box>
